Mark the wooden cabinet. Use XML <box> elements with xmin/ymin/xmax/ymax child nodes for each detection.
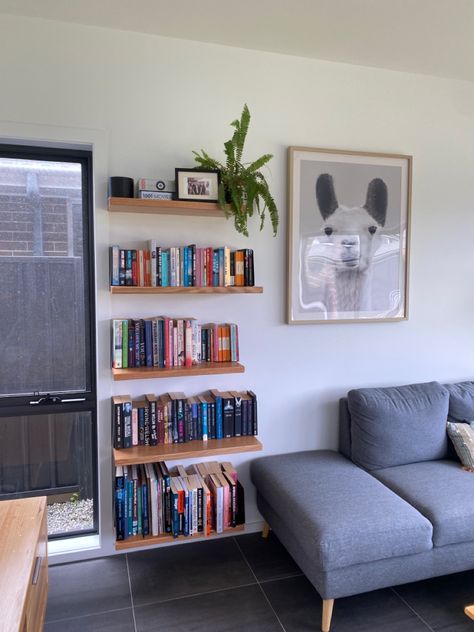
<box><xmin>0</xmin><ymin>497</ymin><xmax>48</xmax><ymax>632</ymax></box>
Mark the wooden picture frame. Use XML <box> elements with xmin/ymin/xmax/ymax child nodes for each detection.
<box><xmin>175</xmin><ymin>168</ymin><xmax>220</xmax><ymax>202</ymax></box>
<box><xmin>287</xmin><ymin>147</ymin><xmax>412</xmax><ymax>324</ymax></box>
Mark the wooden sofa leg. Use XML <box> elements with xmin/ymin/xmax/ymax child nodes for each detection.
<box><xmin>262</xmin><ymin>521</ymin><xmax>270</xmax><ymax>538</ymax></box>
<box><xmin>322</xmin><ymin>599</ymin><xmax>334</xmax><ymax>632</ymax></box>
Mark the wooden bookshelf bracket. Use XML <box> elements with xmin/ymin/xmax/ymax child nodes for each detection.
<box><xmin>108</xmin><ymin>197</ymin><xmax>227</xmax><ymax>217</ymax></box>
<box><xmin>110</xmin><ymin>286</ymin><xmax>263</xmax><ymax>294</ymax></box>
<box><xmin>112</xmin><ymin>362</ymin><xmax>245</xmax><ymax>381</ymax></box>
<box><xmin>113</xmin><ymin>436</ymin><xmax>263</xmax><ymax>466</ymax></box>
<box><xmin>115</xmin><ymin>524</ymin><xmax>245</xmax><ymax>551</ymax></box>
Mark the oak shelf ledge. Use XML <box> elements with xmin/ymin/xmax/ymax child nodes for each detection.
<box><xmin>112</xmin><ymin>362</ymin><xmax>245</xmax><ymax>381</ymax></box>
<box><xmin>110</xmin><ymin>285</ymin><xmax>263</xmax><ymax>294</ymax></box>
<box><xmin>108</xmin><ymin>197</ymin><xmax>226</xmax><ymax>217</ymax></box>
<box><xmin>115</xmin><ymin>524</ymin><xmax>245</xmax><ymax>551</ymax></box>
<box><xmin>113</xmin><ymin>436</ymin><xmax>263</xmax><ymax>466</ymax></box>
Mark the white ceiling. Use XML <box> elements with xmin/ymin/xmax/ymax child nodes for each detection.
<box><xmin>0</xmin><ymin>0</ymin><xmax>473</xmax><ymax>81</ymax></box>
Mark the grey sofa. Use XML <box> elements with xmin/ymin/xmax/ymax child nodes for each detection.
<box><xmin>250</xmin><ymin>381</ymin><xmax>474</xmax><ymax>632</ymax></box>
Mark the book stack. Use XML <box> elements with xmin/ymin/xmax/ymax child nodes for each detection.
<box><xmin>112</xmin><ymin>389</ymin><xmax>258</xmax><ymax>449</ymax></box>
<box><xmin>112</xmin><ymin>318</ymin><xmax>239</xmax><ymax>370</ymax></box>
<box><xmin>110</xmin><ymin>243</ymin><xmax>255</xmax><ymax>287</ymax></box>
<box><xmin>114</xmin><ymin>460</ymin><xmax>245</xmax><ymax>540</ymax></box>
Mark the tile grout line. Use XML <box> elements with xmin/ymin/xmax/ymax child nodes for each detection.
<box><xmin>232</xmin><ymin>536</ymin><xmax>288</xmax><ymax>632</ymax></box>
<box><xmin>132</xmin><ymin>580</ymin><xmax>261</xmax><ymax>609</ymax></box>
<box><xmin>259</xmin><ymin>572</ymin><xmax>305</xmax><ymax>584</ymax></box>
<box><xmin>390</xmin><ymin>587</ymin><xmax>437</xmax><ymax>632</ymax></box>
<box><xmin>44</xmin><ymin>606</ymin><xmax>135</xmax><ymax>626</ymax></box>
<box><xmin>125</xmin><ymin>553</ymin><xmax>138</xmax><ymax>632</ymax></box>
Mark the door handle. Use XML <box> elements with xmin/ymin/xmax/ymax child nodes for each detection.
<box><xmin>29</xmin><ymin>394</ymin><xmax>86</xmax><ymax>405</ymax></box>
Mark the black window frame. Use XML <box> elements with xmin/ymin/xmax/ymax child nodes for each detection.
<box><xmin>0</xmin><ymin>142</ymin><xmax>98</xmax><ymax>539</ymax></box>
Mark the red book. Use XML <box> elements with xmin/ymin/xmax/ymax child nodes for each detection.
<box><xmin>207</xmin><ymin>248</ymin><xmax>213</xmax><ymax>287</ymax></box>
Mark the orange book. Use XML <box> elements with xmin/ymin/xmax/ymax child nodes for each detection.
<box><xmin>218</xmin><ymin>325</ymin><xmax>224</xmax><ymax>362</ymax></box>
<box><xmin>235</xmin><ymin>250</ymin><xmax>245</xmax><ymax>286</ymax></box>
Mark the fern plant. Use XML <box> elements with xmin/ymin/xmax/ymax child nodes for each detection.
<box><xmin>193</xmin><ymin>104</ymin><xmax>278</xmax><ymax>237</ymax></box>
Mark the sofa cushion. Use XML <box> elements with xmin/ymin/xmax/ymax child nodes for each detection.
<box><xmin>347</xmin><ymin>382</ymin><xmax>449</xmax><ymax>470</ymax></box>
<box><xmin>447</xmin><ymin>422</ymin><xmax>474</xmax><ymax>470</ymax></box>
<box><xmin>250</xmin><ymin>450</ymin><xmax>433</xmax><ymax>572</ymax></box>
<box><xmin>372</xmin><ymin>460</ymin><xmax>474</xmax><ymax>547</ymax></box>
<box><xmin>444</xmin><ymin>382</ymin><xmax>474</xmax><ymax>422</ymax></box>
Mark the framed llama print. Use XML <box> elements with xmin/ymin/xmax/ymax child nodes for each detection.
<box><xmin>287</xmin><ymin>147</ymin><xmax>411</xmax><ymax>324</ymax></box>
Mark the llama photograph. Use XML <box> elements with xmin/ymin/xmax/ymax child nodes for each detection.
<box><xmin>288</xmin><ymin>147</ymin><xmax>411</xmax><ymax>324</ymax></box>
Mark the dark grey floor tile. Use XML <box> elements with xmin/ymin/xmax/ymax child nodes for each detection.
<box><xmin>44</xmin><ymin>608</ymin><xmax>135</xmax><ymax>632</ymax></box>
<box><xmin>395</xmin><ymin>570</ymin><xmax>474</xmax><ymax>631</ymax></box>
<box><xmin>134</xmin><ymin>584</ymin><xmax>282</xmax><ymax>632</ymax></box>
<box><xmin>234</xmin><ymin>532</ymin><xmax>302</xmax><ymax>582</ymax></box>
<box><xmin>262</xmin><ymin>575</ymin><xmax>431</xmax><ymax>632</ymax></box>
<box><xmin>128</xmin><ymin>538</ymin><xmax>255</xmax><ymax>606</ymax></box>
<box><xmin>46</xmin><ymin>556</ymin><xmax>131</xmax><ymax>622</ymax></box>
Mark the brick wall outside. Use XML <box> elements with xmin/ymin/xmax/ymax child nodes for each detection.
<box><xmin>0</xmin><ymin>164</ymin><xmax>83</xmax><ymax>257</ymax></box>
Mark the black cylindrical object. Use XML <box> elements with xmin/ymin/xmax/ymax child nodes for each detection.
<box><xmin>109</xmin><ymin>176</ymin><xmax>134</xmax><ymax>198</ymax></box>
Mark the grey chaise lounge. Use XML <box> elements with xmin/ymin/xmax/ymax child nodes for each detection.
<box><xmin>250</xmin><ymin>381</ymin><xmax>474</xmax><ymax>631</ymax></box>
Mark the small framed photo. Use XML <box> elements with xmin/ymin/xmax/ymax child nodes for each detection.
<box><xmin>175</xmin><ymin>169</ymin><xmax>220</xmax><ymax>202</ymax></box>
<box><xmin>288</xmin><ymin>147</ymin><xmax>412</xmax><ymax>324</ymax></box>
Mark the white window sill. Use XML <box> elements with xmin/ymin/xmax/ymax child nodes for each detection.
<box><xmin>48</xmin><ymin>534</ymin><xmax>101</xmax><ymax>564</ymax></box>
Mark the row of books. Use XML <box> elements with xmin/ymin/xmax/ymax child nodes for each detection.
<box><xmin>112</xmin><ymin>318</ymin><xmax>239</xmax><ymax>369</ymax></box>
<box><xmin>115</xmin><ymin>460</ymin><xmax>245</xmax><ymax>540</ymax></box>
<box><xmin>112</xmin><ymin>389</ymin><xmax>258</xmax><ymax>449</ymax></box>
<box><xmin>110</xmin><ymin>244</ymin><xmax>255</xmax><ymax>288</ymax></box>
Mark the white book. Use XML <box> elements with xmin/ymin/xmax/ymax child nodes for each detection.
<box><xmin>148</xmin><ymin>239</ymin><xmax>157</xmax><ymax>287</ymax></box>
<box><xmin>145</xmin><ymin>463</ymin><xmax>159</xmax><ymax>536</ymax></box>
<box><xmin>112</xmin><ymin>319</ymin><xmax>122</xmax><ymax>368</ymax></box>
<box><xmin>191</xmin><ymin>320</ymin><xmax>201</xmax><ymax>364</ymax></box>
<box><xmin>131</xmin><ymin>407</ymin><xmax>138</xmax><ymax>446</ymax></box>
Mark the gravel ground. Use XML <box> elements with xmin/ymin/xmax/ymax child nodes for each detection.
<box><xmin>47</xmin><ymin>498</ymin><xmax>94</xmax><ymax>535</ymax></box>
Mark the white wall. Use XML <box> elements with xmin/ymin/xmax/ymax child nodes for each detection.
<box><xmin>1</xmin><ymin>15</ymin><xmax>473</xmax><ymax>561</ymax></box>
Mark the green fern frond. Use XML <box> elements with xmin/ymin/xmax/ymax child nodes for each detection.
<box><xmin>247</xmin><ymin>153</ymin><xmax>273</xmax><ymax>172</ymax></box>
<box><xmin>192</xmin><ymin>104</ymin><xmax>278</xmax><ymax>237</ymax></box>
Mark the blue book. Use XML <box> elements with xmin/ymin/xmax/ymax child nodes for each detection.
<box><xmin>188</xmin><ymin>244</ymin><xmax>195</xmax><ymax>286</ymax></box>
<box><xmin>183</xmin><ymin>247</ymin><xmax>189</xmax><ymax>287</ymax></box>
<box><xmin>138</xmin><ymin>406</ymin><xmax>145</xmax><ymax>445</ymax></box>
<box><xmin>126</xmin><ymin>249</ymin><xmax>133</xmax><ymax>286</ymax></box>
<box><xmin>200</xmin><ymin>399</ymin><xmax>208</xmax><ymax>440</ymax></box>
<box><xmin>170</xmin><ymin>480</ymin><xmax>180</xmax><ymax>538</ymax></box>
<box><xmin>210</xmin><ymin>390</ymin><xmax>223</xmax><ymax>439</ymax></box>
<box><xmin>145</xmin><ymin>320</ymin><xmax>153</xmax><ymax>367</ymax></box>
<box><xmin>127</xmin><ymin>478</ymin><xmax>133</xmax><ymax>537</ymax></box>
<box><xmin>212</xmin><ymin>250</ymin><xmax>219</xmax><ymax>286</ymax></box>
<box><xmin>115</xmin><ymin>467</ymin><xmax>125</xmax><ymax>540</ymax></box>
<box><xmin>218</xmin><ymin>247</ymin><xmax>224</xmax><ymax>286</ymax></box>
<box><xmin>141</xmin><ymin>467</ymin><xmax>149</xmax><ymax>536</ymax></box>
<box><xmin>191</xmin><ymin>401</ymin><xmax>199</xmax><ymax>441</ymax></box>
<box><xmin>110</xmin><ymin>245</ymin><xmax>120</xmax><ymax>286</ymax></box>
<box><xmin>122</xmin><ymin>399</ymin><xmax>132</xmax><ymax>449</ymax></box>
<box><xmin>161</xmin><ymin>250</ymin><xmax>169</xmax><ymax>287</ymax></box>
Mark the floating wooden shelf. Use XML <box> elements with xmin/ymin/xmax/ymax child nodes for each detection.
<box><xmin>113</xmin><ymin>436</ymin><xmax>262</xmax><ymax>466</ymax></box>
<box><xmin>108</xmin><ymin>197</ymin><xmax>226</xmax><ymax>217</ymax></box>
<box><xmin>115</xmin><ymin>524</ymin><xmax>244</xmax><ymax>551</ymax></box>
<box><xmin>112</xmin><ymin>361</ymin><xmax>245</xmax><ymax>381</ymax></box>
<box><xmin>110</xmin><ymin>285</ymin><xmax>263</xmax><ymax>294</ymax></box>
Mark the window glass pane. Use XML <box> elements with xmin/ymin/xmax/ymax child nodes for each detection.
<box><xmin>0</xmin><ymin>411</ymin><xmax>96</xmax><ymax>537</ymax></box>
<box><xmin>0</xmin><ymin>157</ymin><xmax>88</xmax><ymax>396</ymax></box>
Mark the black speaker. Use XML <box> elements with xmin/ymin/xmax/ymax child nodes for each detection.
<box><xmin>109</xmin><ymin>176</ymin><xmax>134</xmax><ymax>198</ymax></box>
